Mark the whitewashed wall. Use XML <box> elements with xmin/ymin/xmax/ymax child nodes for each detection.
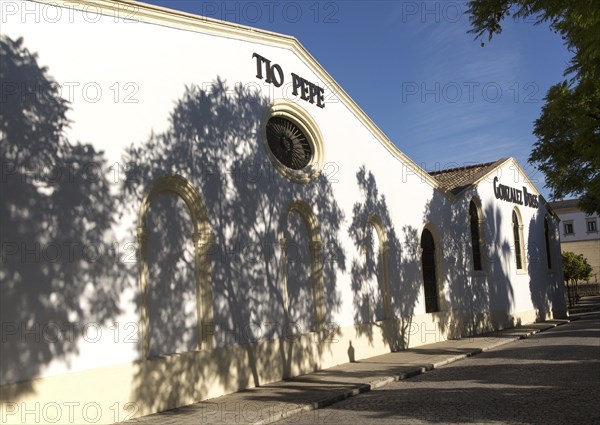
<box><xmin>1</xmin><ymin>0</ymin><xmax>564</xmax><ymax>407</ymax></box>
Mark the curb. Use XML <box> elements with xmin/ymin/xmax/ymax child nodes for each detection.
<box><xmin>568</xmin><ymin>307</ymin><xmax>600</xmax><ymax>314</ymax></box>
<box><xmin>258</xmin><ymin>318</ymin><xmax>574</xmax><ymax>425</ymax></box>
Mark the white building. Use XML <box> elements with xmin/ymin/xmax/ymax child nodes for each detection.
<box><xmin>549</xmin><ymin>199</ymin><xmax>600</xmax><ymax>281</ymax></box>
<box><xmin>0</xmin><ymin>1</ymin><xmax>566</xmax><ymax>423</ymax></box>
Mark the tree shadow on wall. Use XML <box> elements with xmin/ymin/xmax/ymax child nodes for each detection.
<box><xmin>422</xmin><ymin>190</ymin><xmax>515</xmax><ymax>340</ymax></box>
<box><xmin>347</xmin><ymin>166</ymin><xmax>421</xmax><ymax>352</ymax></box>
<box><xmin>145</xmin><ymin>194</ymin><xmax>199</xmax><ymax>357</ymax></box>
<box><xmin>121</xmin><ymin>80</ymin><xmax>346</xmax><ymax>413</ymax></box>
<box><xmin>0</xmin><ymin>36</ymin><xmax>127</xmax><ymax>399</ymax></box>
<box><xmin>527</xmin><ymin>211</ymin><xmax>566</xmax><ymax>320</ymax></box>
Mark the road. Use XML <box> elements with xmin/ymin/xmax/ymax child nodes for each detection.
<box><xmin>274</xmin><ymin>312</ymin><xmax>600</xmax><ymax>425</ymax></box>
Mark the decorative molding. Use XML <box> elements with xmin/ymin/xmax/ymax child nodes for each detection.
<box><xmin>366</xmin><ymin>214</ymin><xmax>393</xmax><ymax>320</ymax></box>
<box><xmin>279</xmin><ymin>199</ymin><xmax>325</xmax><ymax>330</ymax></box>
<box><xmin>261</xmin><ymin>99</ymin><xmax>324</xmax><ymax>184</ymax></box>
<box><xmin>469</xmin><ymin>196</ymin><xmax>488</xmax><ymax>274</ymax></box>
<box><xmin>137</xmin><ymin>174</ymin><xmax>213</xmax><ymax>359</ymax></box>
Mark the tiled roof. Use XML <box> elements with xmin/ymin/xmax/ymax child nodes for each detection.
<box><xmin>429</xmin><ymin>158</ymin><xmax>508</xmax><ymax>195</ymax></box>
<box><xmin>548</xmin><ymin>199</ymin><xmax>580</xmax><ymax>210</ymax></box>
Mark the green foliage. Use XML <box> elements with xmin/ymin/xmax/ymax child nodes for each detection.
<box><xmin>530</xmin><ymin>80</ymin><xmax>600</xmax><ymax>213</ymax></box>
<box><xmin>561</xmin><ymin>251</ymin><xmax>593</xmax><ymax>283</ymax></box>
<box><xmin>467</xmin><ymin>1</ymin><xmax>600</xmax><ymax>214</ymax></box>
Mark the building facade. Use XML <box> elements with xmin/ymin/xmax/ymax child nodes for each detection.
<box><xmin>0</xmin><ymin>1</ymin><xmax>566</xmax><ymax>423</ymax></box>
<box><xmin>549</xmin><ymin>199</ymin><xmax>600</xmax><ymax>282</ymax></box>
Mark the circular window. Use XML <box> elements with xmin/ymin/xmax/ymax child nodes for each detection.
<box><xmin>266</xmin><ymin>117</ymin><xmax>312</xmax><ymax>170</ymax></box>
<box><xmin>261</xmin><ymin>100</ymin><xmax>324</xmax><ymax>184</ymax></box>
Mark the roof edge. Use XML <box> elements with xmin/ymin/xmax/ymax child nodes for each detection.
<box><xmin>36</xmin><ymin>0</ymin><xmax>442</xmax><ymax>192</ymax></box>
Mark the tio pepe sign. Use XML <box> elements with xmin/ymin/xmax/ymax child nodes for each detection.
<box><xmin>493</xmin><ymin>176</ymin><xmax>539</xmax><ymax>208</ymax></box>
<box><xmin>252</xmin><ymin>53</ymin><xmax>325</xmax><ymax>109</ymax></box>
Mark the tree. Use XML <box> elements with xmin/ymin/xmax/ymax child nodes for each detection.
<box><xmin>467</xmin><ymin>1</ymin><xmax>600</xmax><ymax>214</ymax></box>
<box><xmin>561</xmin><ymin>251</ymin><xmax>592</xmax><ymax>307</ymax></box>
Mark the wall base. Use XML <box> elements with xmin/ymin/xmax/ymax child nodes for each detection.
<box><xmin>0</xmin><ymin>308</ymin><xmax>547</xmax><ymax>424</ymax></box>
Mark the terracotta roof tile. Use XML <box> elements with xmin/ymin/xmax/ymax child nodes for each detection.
<box><xmin>428</xmin><ymin>158</ymin><xmax>508</xmax><ymax>195</ymax></box>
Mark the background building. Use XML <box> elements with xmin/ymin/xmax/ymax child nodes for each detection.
<box><xmin>549</xmin><ymin>199</ymin><xmax>600</xmax><ymax>282</ymax></box>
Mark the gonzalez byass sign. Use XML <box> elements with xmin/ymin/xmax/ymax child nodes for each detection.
<box><xmin>493</xmin><ymin>176</ymin><xmax>539</xmax><ymax>208</ymax></box>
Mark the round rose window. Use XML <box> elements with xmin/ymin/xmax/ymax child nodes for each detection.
<box><xmin>265</xmin><ymin>116</ymin><xmax>313</xmax><ymax>170</ymax></box>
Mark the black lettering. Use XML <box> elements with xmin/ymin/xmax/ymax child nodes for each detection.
<box><xmin>252</xmin><ymin>52</ymin><xmax>269</xmax><ymax>80</ymax></box>
<box><xmin>493</xmin><ymin>177</ymin><xmax>500</xmax><ymax>198</ymax></box>
<box><xmin>493</xmin><ymin>180</ymin><xmax>538</xmax><ymax>208</ymax></box>
<box><xmin>315</xmin><ymin>86</ymin><xmax>325</xmax><ymax>108</ymax></box>
<box><xmin>291</xmin><ymin>72</ymin><xmax>302</xmax><ymax>97</ymax></box>
<box><xmin>270</xmin><ymin>64</ymin><xmax>284</xmax><ymax>87</ymax></box>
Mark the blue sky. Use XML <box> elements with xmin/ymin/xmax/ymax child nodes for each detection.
<box><xmin>142</xmin><ymin>1</ymin><xmax>572</xmax><ymax>199</ymax></box>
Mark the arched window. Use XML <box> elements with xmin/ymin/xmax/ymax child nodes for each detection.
<box><xmin>421</xmin><ymin>228</ymin><xmax>439</xmax><ymax>313</ymax></box>
<box><xmin>544</xmin><ymin>217</ymin><xmax>552</xmax><ymax>269</ymax></box>
<box><xmin>512</xmin><ymin>209</ymin><xmax>524</xmax><ymax>270</ymax></box>
<box><xmin>469</xmin><ymin>201</ymin><xmax>483</xmax><ymax>271</ymax></box>
<box><xmin>280</xmin><ymin>200</ymin><xmax>324</xmax><ymax>333</ymax></box>
<box><xmin>137</xmin><ymin>175</ymin><xmax>213</xmax><ymax>359</ymax></box>
<box><xmin>362</xmin><ymin>215</ymin><xmax>392</xmax><ymax>322</ymax></box>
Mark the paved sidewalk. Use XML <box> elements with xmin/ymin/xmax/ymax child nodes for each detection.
<box><xmin>568</xmin><ymin>294</ymin><xmax>600</xmax><ymax>315</ymax></box>
<box><xmin>127</xmin><ymin>311</ymin><xmax>592</xmax><ymax>425</ymax></box>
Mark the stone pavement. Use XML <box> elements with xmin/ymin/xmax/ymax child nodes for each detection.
<box><xmin>568</xmin><ymin>294</ymin><xmax>600</xmax><ymax>314</ymax></box>
<box><xmin>127</xmin><ymin>299</ymin><xmax>600</xmax><ymax>425</ymax></box>
<box><xmin>274</xmin><ymin>304</ymin><xmax>600</xmax><ymax>425</ymax></box>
